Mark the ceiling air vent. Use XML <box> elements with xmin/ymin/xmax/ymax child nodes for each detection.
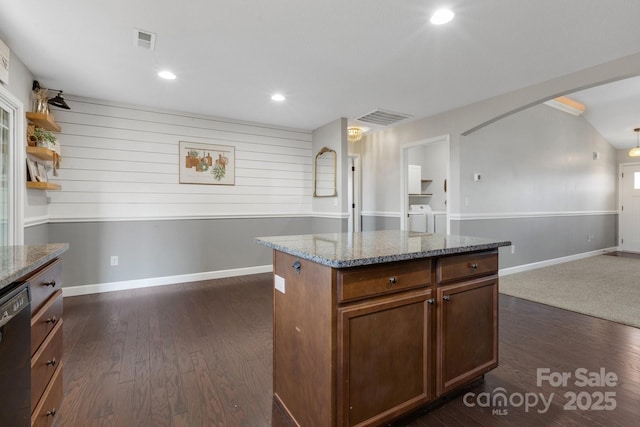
<box><xmin>355</xmin><ymin>109</ymin><xmax>412</xmax><ymax>127</ymax></box>
<box><xmin>134</xmin><ymin>29</ymin><xmax>157</xmax><ymax>50</ymax></box>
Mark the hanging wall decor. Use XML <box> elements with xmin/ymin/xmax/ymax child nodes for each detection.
<box><xmin>179</xmin><ymin>141</ymin><xmax>235</xmax><ymax>185</ymax></box>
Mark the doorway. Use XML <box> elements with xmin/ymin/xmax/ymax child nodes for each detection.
<box><xmin>400</xmin><ymin>135</ymin><xmax>450</xmax><ymax>233</ymax></box>
<box><xmin>619</xmin><ymin>163</ymin><xmax>640</xmax><ymax>252</ymax></box>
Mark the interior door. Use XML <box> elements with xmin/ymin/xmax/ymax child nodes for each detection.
<box><xmin>620</xmin><ymin>164</ymin><xmax>640</xmax><ymax>252</ymax></box>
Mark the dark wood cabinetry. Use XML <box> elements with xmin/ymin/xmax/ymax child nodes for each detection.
<box><xmin>273</xmin><ymin>248</ymin><xmax>499</xmax><ymax>426</ymax></box>
<box><xmin>338</xmin><ymin>288</ymin><xmax>434</xmax><ymax>426</ymax></box>
<box><xmin>436</xmin><ymin>251</ymin><xmax>498</xmax><ymax>396</ymax></box>
<box><xmin>27</xmin><ymin>259</ymin><xmax>64</xmax><ymax>427</ymax></box>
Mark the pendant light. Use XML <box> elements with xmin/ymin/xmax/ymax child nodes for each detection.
<box><xmin>630</xmin><ymin>128</ymin><xmax>640</xmax><ymax>157</ymax></box>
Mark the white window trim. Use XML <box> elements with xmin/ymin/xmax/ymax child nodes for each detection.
<box><xmin>0</xmin><ymin>84</ymin><xmax>25</xmax><ymax>245</ymax></box>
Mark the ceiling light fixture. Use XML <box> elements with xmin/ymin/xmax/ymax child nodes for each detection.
<box><xmin>430</xmin><ymin>8</ymin><xmax>455</xmax><ymax>25</ymax></box>
<box><xmin>271</xmin><ymin>93</ymin><xmax>286</xmax><ymax>102</ymax></box>
<box><xmin>629</xmin><ymin>128</ymin><xmax>640</xmax><ymax>157</ymax></box>
<box><xmin>158</xmin><ymin>70</ymin><xmax>177</xmax><ymax>80</ymax></box>
<box><xmin>32</xmin><ymin>80</ymin><xmax>71</xmax><ymax>110</ymax></box>
<box><xmin>347</xmin><ymin>127</ymin><xmax>363</xmax><ymax>143</ymax></box>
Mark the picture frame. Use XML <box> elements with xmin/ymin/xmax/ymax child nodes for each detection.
<box><xmin>179</xmin><ymin>141</ymin><xmax>235</xmax><ymax>185</ymax></box>
<box><xmin>36</xmin><ymin>162</ymin><xmax>48</xmax><ymax>182</ymax></box>
<box><xmin>26</xmin><ymin>158</ymin><xmax>38</xmax><ymax>181</ymax></box>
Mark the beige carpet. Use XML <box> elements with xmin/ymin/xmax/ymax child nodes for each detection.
<box><xmin>499</xmin><ymin>255</ymin><xmax>640</xmax><ymax>328</ymax></box>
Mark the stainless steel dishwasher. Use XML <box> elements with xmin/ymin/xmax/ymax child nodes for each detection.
<box><xmin>0</xmin><ymin>281</ymin><xmax>31</xmax><ymax>427</ymax></box>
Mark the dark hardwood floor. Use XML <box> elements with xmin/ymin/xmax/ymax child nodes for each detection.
<box><xmin>59</xmin><ymin>273</ymin><xmax>640</xmax><ymax>426</ymax></box>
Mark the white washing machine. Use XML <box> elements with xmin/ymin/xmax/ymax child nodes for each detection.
<box><xmin>408</xmin><ymin>205</ymin><xmax>434</xmax><ymax>233</ymax></box>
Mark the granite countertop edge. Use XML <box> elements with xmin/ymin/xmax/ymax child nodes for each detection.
<box><xmin>0</xmin><ymin>243</ymin><xmax>69</xmax><ymax>291</ymax></box>
<box><xmin>256</xmin><ymin>238</ymin><xmax>511</xmax><ymax>268</ymax></box>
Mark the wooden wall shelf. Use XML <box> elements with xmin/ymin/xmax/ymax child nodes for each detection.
<box><xmin>27</xmin><ymin>182</ymin><xmax>61</xmax><ymax>191</ymax></box>
<box><xmin>26</xmin><ymin>146</ymin><xmax>56</xmax><ymax>161</ymax></box>
<box><xmin>26</xmin><ymin>112</ymin><xmax>62</xmax><ymax>132</ymax></box>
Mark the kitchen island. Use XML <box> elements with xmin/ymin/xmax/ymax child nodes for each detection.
<box><xmin>257</xmin><ymin>230</ymin><xmax>511</xmax><ymax>427</ymax></box>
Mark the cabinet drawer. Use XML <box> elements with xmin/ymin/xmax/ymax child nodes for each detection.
<box><xmin>436</xmin><ymin>251</ymin><xmax>497</xmax><ymax>284</ymax></box>
<box><xmin>31</xmin><ymin>363</ymin><xmax>63</xmax><ymax>427</ymax></box>
<box><xmin>31</xmin><ymin>289</ymin><xmax>63</xmax><ymax>356</ymax></box>
<box><xmin>31</xmin><ymin>319</ymin><xmax>63</xmax><ymax>413</ymax></box>
<box><xmin>29</xmin><ymin>259</ymin><xmax>62</xmax><ymax>315</ymax></box>
<box><xmin>338</xmin><ymin>259</ymin><xmax>431</xmax><ymax>303</ymax></box>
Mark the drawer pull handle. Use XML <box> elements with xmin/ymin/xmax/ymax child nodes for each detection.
<box><xmin>292</xmin><ymin>260</ymin><xmax>301</xmax><ymax>274</ymax></box>
<box><xmin>427</xmin><ymin>298</ymin><xmax>435</xmax><ymax>305</ymax></box>
<box><xmin>45</xmin><ymin>316</ymin><xmax>57</xmax><ymax>324</ymax></box>
<box><xmin>443</xmin><ymin>295</ymin><xmax>451</xmax><ymax>301</ymax></box>
<box><xmin>44</xmin><ymin>280</ymin><xmax>57</xmax><ymax>287</ymax></box>
<box><xmin>46</xmin><ymin>409</ymin><xmax>57</xmax><ymax>417</ymax></box>
<box><xmin>389</xmin><ymin>276</ymin><xmax>397</xmax><ymax>284</ymax></box>
<box><xmin>46</xmin><ymin>358</ymin><xmax>57</xmax><ymax>366</ymax></box>
<box><xmin>469</xmin><ymin>263</ymin><xmax>479</xmax><ymax>269</ymax></box>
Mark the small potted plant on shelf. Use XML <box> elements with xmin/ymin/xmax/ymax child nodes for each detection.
<box><xmin>33</xmin><ymin>127</ymin><xmax>58</xmax><ymax>150</ymax></box>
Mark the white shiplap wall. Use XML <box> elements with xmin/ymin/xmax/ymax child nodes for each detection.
<box><xmin>46</xmin><ymin>97</ymin><xmax>313</xmax><ymax>221</ymax></box>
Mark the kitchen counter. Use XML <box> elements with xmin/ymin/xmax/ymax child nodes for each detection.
<box><xmin>256</xmin><ymin>229</ymin><xmax>510</xmax><ymax>268</ymax></box>
<box><xmin>0</xmin><ymin>244</ymin><xmax>69</xmax><ymax>292</ymax></box>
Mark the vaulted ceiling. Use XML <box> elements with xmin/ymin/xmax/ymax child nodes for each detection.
<box><xmin>1</xmin><ymin>0</ymin><xmax>640</xmax><ymax>148</ymax></box>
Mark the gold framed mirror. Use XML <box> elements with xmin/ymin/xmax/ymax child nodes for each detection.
<box><xmin>314</xmin><ymin>146</ymin><xmax>337</xmax><ymax>197</ymax></box>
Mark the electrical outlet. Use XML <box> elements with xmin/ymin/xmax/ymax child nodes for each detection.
<box><xmin>511</xmin><ymin>245</ymin><xmax>516</xmax><ymax>254</ymax></box>
<box><xmin>275</xmin><ymin>274</ymin><xmax>285</xmax><ymax>294</ymax></box>
<box><xmin>110</xmin><ymin>255</ymin><xmax>119</xmax><ymax>266</ymax></box>
<box><xmin>474</xmin><ymin>173</ymin><xmax>482</xmax><ymax>182</ymax></box>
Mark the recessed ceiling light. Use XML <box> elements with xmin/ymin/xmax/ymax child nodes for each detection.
<box><xmin>430</xmin><ymin>8</ymin><xmax>455</xmax><ymax>25</ymax></box>
<box><xmin>271</xmin><ymin>93</ymin><xmax>286</xmax><ymax>102</ymax></box>
<box><xmin>158</xmin><ymin>70</ymin><xmax>176</xmax><ymax>80</ymax></box>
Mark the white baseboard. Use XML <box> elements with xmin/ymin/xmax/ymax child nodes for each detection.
<box><xmin>498</xmin><ymin>247</ymin><xmax>618</xmax><ymax>277</ymax></box>
<box><xmin>62</xmin><ymin>265</ymin><xmax>274</xmax><ymax>297</ymax></box>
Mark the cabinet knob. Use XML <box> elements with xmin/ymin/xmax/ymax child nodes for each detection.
<box><xmin>45</xmin><ymin>316</ymin><xmax>57</xmax><ymax>324</ymax></box>
<box><xmin>427</xmin><ymin>298</ymin><xmax>435</xmax><ymax>305</ymax></box>
<box><xmin>46</xmin><ymin>358</ymin><xmax>57</xmax><ymax>366</ymax></box>
<box><xmin>292</xmin><ymin>260</ymin><xmax>301</xmax><ymax>274</ymax></box>
<box><xmin>44</xmin><ymin>280</ymin><xmax>56</xmax><ymax>287</ymax></box>
<box><xmin>443</xmin><ymin>295</ymin><xmax>451</xmax><ymax>301</ymax></box>
<box><xmin>389</xmin><ymin>276</ymin><xmax>398</xmax><ymax>285</ymax></box>
<box><xmin>469</xmin><ymin>263</ymin><xmax>479</xmax><ymax>269</ymax></box>
<box><xmin>46</xmin><ymin>409</ymin><xmax>57</xmax><ymax>417</ymax></box>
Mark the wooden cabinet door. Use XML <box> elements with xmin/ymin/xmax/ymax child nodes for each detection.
<box><xmin>436</xmin><ymin>276</ymin><xmax>498</xmax><ymax>396</ymax></box>
<box><xmin>338</xmin><ymin>288</ymin><xmax>434</xmax><ymax>427</ymax></box>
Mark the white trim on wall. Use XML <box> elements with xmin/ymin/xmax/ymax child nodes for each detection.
<box><xmin>360</xmin><ymin>210</ymin><xmax>616</xmax><ymax>221</ymax></box>
<box><xmin>451</xmin><ymin>210</ymin><xmax>618</xmax><ymax>220</ymax></box>
<box><xmin>23</xmin><ymin>212</ymin><xmax>350</xmax><ymax>226</ymax></box>
<box><xmin>499</xmin><ymin>247</ymin><xmax>618</xmax><ymax>276</ymax></box>
<box><xmin>361</xmin><ymin>210</ymin><xmax>401</xmax><ymax>218</ymax></box>
<box><xmin>62</xmin><ymin>264</ymin><xmax>274</xmax><ymax>297</ymax></box>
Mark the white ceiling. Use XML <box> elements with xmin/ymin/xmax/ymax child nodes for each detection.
<box><xmin>1</xmin><ymin>0</ymin><xmax>640</xmax><ymax>147</ymax></box>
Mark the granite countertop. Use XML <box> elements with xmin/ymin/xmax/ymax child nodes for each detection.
<box><xmin>256</xmin><ymin>230</ymin><xmax>511</xmax><ymax>268</ymax></box>
<box><xmin>0</xmin><ymin>244</ymin><xmax>69</xmax><ymax>292</ymax></box>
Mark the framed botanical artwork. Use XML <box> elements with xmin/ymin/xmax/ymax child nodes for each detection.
<box><xmin>179</xmin><ymin>141</ymin><xmax>235</xmax><ymax>185</ymax></box>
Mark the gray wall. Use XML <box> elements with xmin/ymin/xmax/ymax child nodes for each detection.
<box><xmin>358</xmin><ymin>49</ymin><xmax>636</xmax><ymax>263</ymax></box>
<box><xmin>455</xmin><ymin>102</ymin><xmax>618</xmax><ymax>267</ymax></box>
<box><xmin>48</xmin><ymin>217</ymin><xmax>314</xmax><ymax>287</ymax></box>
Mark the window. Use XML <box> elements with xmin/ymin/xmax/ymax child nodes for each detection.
<box><xmin>0</xmin><ymin>86</ymin><xmax>24</xmax><ymax>246</ymax></box>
